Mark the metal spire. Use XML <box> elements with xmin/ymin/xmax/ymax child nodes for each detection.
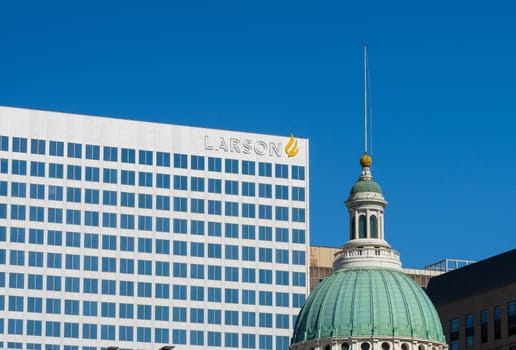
<box><xmin>363</xmin><ymin>42</ymin><xmax>367</xmax><ymax>155</ymax></box>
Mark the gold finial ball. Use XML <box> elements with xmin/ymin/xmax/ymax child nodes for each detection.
<box><xmin>360</xmin><ymin>153</ymin><xmax>372</xmax><ymax>168</ymax></box>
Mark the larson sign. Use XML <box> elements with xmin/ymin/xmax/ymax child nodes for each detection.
<box><xmin>204</xmin><ymin>136</ymin><xmax>283</xmax><ymax>157</ymax></box>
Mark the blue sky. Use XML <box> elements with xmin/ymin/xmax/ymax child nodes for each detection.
<box><xmin>1</xmin><ymin>1</ymin><xmax>515</xmax><ymax>268</ymax></box>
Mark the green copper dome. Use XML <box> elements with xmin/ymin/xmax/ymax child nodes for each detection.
<box><xmin>350</xmin><ymin>179</ymin><xmax>382</xmax><ymax>195</ymax></box>
<box><xmin>292</xmin><ymin>268</ymin><xmax>446</xmax><ymax>344</ymax></box>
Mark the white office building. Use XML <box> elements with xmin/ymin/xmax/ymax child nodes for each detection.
<box><xmin>0</xmin><ymin>106</ymin><xmax>310</xmax><ymax>350</ymax></box>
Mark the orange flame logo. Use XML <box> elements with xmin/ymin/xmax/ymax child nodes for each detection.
<box><xmin>285</xmin><ymin>134</ymin><xmax>299</xmax><ymax>157</ymax></box>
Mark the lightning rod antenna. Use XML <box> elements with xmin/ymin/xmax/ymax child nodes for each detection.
<box><xmin>363</xmin><ymin>42</ymin><xmax>368</xmax><ymax>154</ymax></box>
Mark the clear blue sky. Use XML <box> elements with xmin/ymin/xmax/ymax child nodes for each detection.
<box><xmin>1</xmin><ymin>1</ymin><xmax>515</xmax><ymax>268</ymax></box>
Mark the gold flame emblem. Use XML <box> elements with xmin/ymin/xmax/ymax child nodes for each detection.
<box><xmin>285</xmin><ymin>134</ymin><xmax>299</xmax><ymax>157</ymax></box>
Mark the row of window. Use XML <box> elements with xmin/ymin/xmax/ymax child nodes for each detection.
<box><xmin>1</xmin><ymin>296</ymin><xmax>303</xmax><ymax>321</ymax></box>
<box><xmin>1</xmin><ymin>249</ymin><xmax>307</xmax><ymax>271</ymax></box>
<box><xmin>1</xmin><ymin>159</ymin><xmax>303</xmax><ymax>184</ymax></box>
<box><xmin>449</xmin><ymin>301</ymin><xmax>516</xmax><ymax>350</ymax></box>
<box><xmin>0</xmin><ymin>137</ymin><xmax>305</xmax><ymax>179</ymax></box>
<box><xmin>1</xmin><ymin>272</ymin><xmax>307</xmax><ymax>292</ymax></box>
<box><xmin>1</xmin><ymin>226</ymin><xmax>306</xmax><ymax>245</ymax></box>
<box><xmin>0</xmin><ymin>202</ymin><xmax>306</xmax><ymax>224</ymax></box>
<box><xmin>0</xmin><ymin>319</ymin><xmax>290</xmax><ymax>349</ymax></box>
<box><xmin>1</xmin><ymin>179</ymin><xmax>305</xmax><ymax>201</ymax></box>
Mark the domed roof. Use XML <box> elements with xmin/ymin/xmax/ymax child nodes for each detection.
<box><xmin>350</xmin><ymin>179</ymin><xmax>382</xmax><ymax>195</ymax></box>
<box><xmin>292</xmin><ymin>267</ymin><xmax>446</xmax><ymax>344</ymax></box>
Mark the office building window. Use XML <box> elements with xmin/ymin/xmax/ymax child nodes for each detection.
<box><xmin>259</xmin><ymin>162</ymin><xmax>272</xmax><ymax>177</ymax></box>
<box><xmin>191</xmin><ymin>242</ymin><xmax>204</xmax><ymax>257</ymax></box>
<box><xmin>121</xmin><ymin>148</ymin><xmax>135</xmax><ymax>163</ymax></box>
<box><xmin>174</xmin><ymin>175</ymin><xmax>187</xmax><ymax>190</ymax></box>
<box><xmin>138</xmin><ymin>171</ymin><xmax>152</xmax><ymax>187</ymax></box>
<box><xmin>85</xmin><ymin>145</ymin><xmax>100</xmax><ymax>160</ymax></box>
<box><xmin>103</xmin><ymin>168</ymin><xmax>117</xmax><ymax>184</ymax></box>
<box><xmin>67</xmin><ymin>143</ymin><xmax>82</xmax><ymax>158</ymax></box>
<box><xmin>450</xmin><ymin>318</ymin><xmax>459</xmax><ymax>350</ymax></box>
<box><xmin>0</xmin><ymin>158</ymin><xmax>7</xmax><ymax>173</ymax></box>
<box><xmin>242</xmin><ymin>289</ymin><xmax>256</xmax><ymax>304</ymax></box>
<box><xmin>31</xmin><ymin>139</ymin><xmax>46</xmax><ymax>154</ymax></box>
<box><xmin>276</xmin><ymin>206</ymin><xmax>289</xmax><ymax>221</ymax></box>
<box><xmin>190</xmin><ymin>286</ymin><xmax>204</xmax><ymax>300</ymax></box>
<box><xmin>225</xmin><ymin>201</ymin><xmax>239</xmax><ymax>216</ymax></box>
<box><xmin>509</xmin><ymin>301</ymin><xmax>516</xmax><ymax>336</ymax></box>
<box><xmin>191</xmin><ymin>198</ymin><xmax>205</xmax><ymax>213</ymax></box>
<box><xmin>208</xmin><ymin>157</ymin><xmax>221</xmax><ymax>172</ymax></box>
<box><xmin>225</xmin><ymin>332</ymin><xmax>239</xmax><ymax>348</ymax></box>
<box><xmin>49</xmin><ymin>141</ymin><xmax>64</xmax><ymax>156</ymax></box>
<box><xmin>174</xmin><ymin>197</ymin><xmax>187</xmax><ymax>212</ymax></box>
<box><xmin>191</xmin><ymin>330</ymin><xmax>204</xmax><ymax>346</ymax></box>
<box><xmin>101</xmin><ymin>324</ymin><xmax>116</xmax><ymax>340</ymax></box>
<box><xmin>225</xmin><ymin>180</ymin><xmax>239</xmax><ymax>195</ymax></box>
<box><xmin>12</xmin><ymin>159</ymin><xmax>27</xmax><ymax>175</ymax></box>
<box><xmin>276</xmin><ymin>249</ymin><xmax>289</xmax><ymax>264</ymax></box>
<box><xmin>13</xmin><ymin>137</ymin><xmax>28</xmax><ymax>153</ymax></box>
<box><xmin>274</xmin><ymin>292</ymin><xmax>289</xmax><ymax>308</ymax></box>
<box><xmin>292</xmin><ymin>165</ymin><xmax>305</xmax><ymax>180</ymax></box>
<box><xmin>242</xmin><ymin>224</ymin><xmax>255</xmax><ymax>240</ymax></box>
<box><xmin>225</xmin><ymin>288</ymin><xmax>239</xmax><ymax>304</ymax></box>
<box><xmin>293</xmin><ymin>293</ymin><xmax>306</xmax><ymax>308</ymax></box>
<box><xmin>242</xmin><ymin>160</ymin><xmax>255</xmax><ymax>175</ymax></box>
<box><xmin>139</xmin><ymin>150</ymin><xmax>153</xmax><ymax>165</ymax></box>
<box><xmin>494</xmin><ymin>305</ymin><xmax>501</xmax><ymax>339</ymax></box>
<box><xmin>174</xmin><ymin>153</ymin><xmax>188</xmax><ymax>168</ymax></box>
<box><xmin>292</xmin><ymin>186</ymin><xmax>305</xmax><ymax>201</ymax></box>
<box><xmin>259</xmin><ymin>335</ymin><xmax>273</xmax><ymax>350</ymax></box>
<box><xmin>242</xmin><ymin>203</ymin><xmax>255</xmax><ymax>218</ymax></box>
<box><xmin>208</xmin><ymin>200</ymin><xmax>222</xmax><ymax>215</ymax></box>
<box><xmin>293</xmin><ymin>229</ymin><xmax>306</xmax><ymax>243</ymax></box>
<box><xmin>103</xmin><ymin>146</ymin><xmax>117</xmax><ymax>161</ymax></box>
<box><xmin>293</xmin><ymin>250</ymin><xmax>306</xmax><ymax>265</ymax></box>
<box><xmin>119</xmin><ymin>325</ymin><xmax>133</xmax><ymax>341</ymax></box>
<box><xmin>191</xmin><ymin>155</ymin><xmax>204</xmax><ymax>170</ymax></box>
<box><xmin>242</xmin><ymin>181</ymin><xmax>255</xmax><ymax>197</ymax></box>
<box><xmin>276</xmin><ymin>185</ymin><xmax>288</xmax><ymax>200</ymax></box>
<box><xmin>157</xmin><ymin>151</ymin><xmax>171</xmax><ymax>167</ymax></box>
<box><xmin>30</xmin><ymin>161</ymin><xmax>45</xmax><ymax>177</ymax></box>
<box><xmin>276</xmin><ymin>228</ymin><xmax>289</xmax><ymax>242</ymax></box>
<box><xmin>173</xmin><ymin>329</ymin><xmax>187</xmax><ymax>345</ymax></box>
<box><xmin>121</xmin><ymin>170</ymin><xmax>135</xmax><ymax>185</ymax></box>
<box><xmin>85</xmin><ymin>167</ymin><xmax>99</xmax><ymax>182</ymax></box>
<box><xmin>480</xmin><ymin>309</ymin><xmax>487</xmax><ymax>343</ymax></box>
<box><xmin>465</xmin><ymin>314</ymin><xmax>474</xmax><ymax>348</ymax></box>
<box><xmin>208</xmin><ymin>178</ymin><xmax>221</xmax><ymax>193</ymax></box>
<box><xmin>293</xmin><ymin>271</ymin><xmax>306</xmax><ymax>286</ymax></box>
<box><xmin>208</xmin><ymin>331</ymin><xmax>221</xmax><ymax>346</ymax></box>
<box><xmin>225</xmin><ymin>158</ymin><xmax>238</xmax><ymax>174</ymax></box>
<box><xmin>156</xmin><ymin>173</ymin><xmax>170</xmax><ymax>188</ymax></box>
<box><xmin>275</xmin><ymin>164</ymin><xmax>288</xmax><ymax>178</ymax></box>
<box><xmin>0</xmin><ymin>135</ymin><xmax>7</xmax><ymax>151</ymax></box>
<box><xmin>191</xmin><ymin>176</ymin><xmax>204</xmax><ymax>192</ymax></box>
<box><xmin>208</xmin><ymin>265</ymin><xmax>222</xmax><ymax>281</ymax></box>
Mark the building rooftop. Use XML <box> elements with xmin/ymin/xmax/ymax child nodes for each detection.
<box><xmin>426</xmin><ymin>249</ymin><xmax>516</xmax><ymax>306</ymax></box>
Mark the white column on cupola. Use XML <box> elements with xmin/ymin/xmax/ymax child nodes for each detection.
<box><xmin>335</xmin><ymin>153</ymin><xmax>401</xmax><ymax>270</ymax></box>
<box><xmin>344</xmin><ymin>153</ymin><xmax>388</xmax><ymax>247</ymax></box>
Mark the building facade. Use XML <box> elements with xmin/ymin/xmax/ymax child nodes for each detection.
<box><xmin>426</xmin><ymin>249</ymin><xmax>516</xmax><ymax>350</ymax></box>
<box><xmin>291</xmin><ymin>154</ymin><xmax>448</xmax><ymax>350</ymax></box>
<box><xmin>0</xmin><ymin>106</ymin><xmax>310</xmax><ymax>350</ymax></box>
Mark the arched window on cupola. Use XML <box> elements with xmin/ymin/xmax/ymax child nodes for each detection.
<box><xmin>358</xmin><ymin>215</ymin><xmax>367</xmax><ymax>239</ymax></box>
<box><xmin>351</xmin><ymin>216</ymin><xmax>356</xmax><ymax>240</ymax></box>
<box><xmin>370</xmin><ymin>215</ymin><xmax>378</xmax><ymax>238</ymax></box>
